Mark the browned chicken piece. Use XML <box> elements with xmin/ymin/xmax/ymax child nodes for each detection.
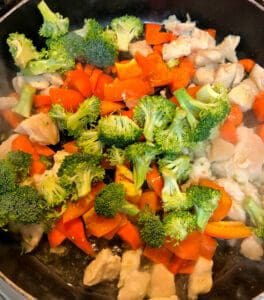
<box><xmin>15</xmin><ymin>113</ymin><xmax>59</xmax><ymax>145</ymax></box>
<box><xmin>129</xmin><ymin>40</ymin><xmax>153</xmax><ymax>57</ymax></box>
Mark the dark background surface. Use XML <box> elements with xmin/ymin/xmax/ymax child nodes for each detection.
<box><xmin>0</xmin><ymin>0</ymin><xmax>264</xmax><ymax>299</ymax></box>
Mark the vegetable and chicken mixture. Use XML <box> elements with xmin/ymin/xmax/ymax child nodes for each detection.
<box><xmin>1</xmin><ymin>1</ymin><xmax>264</xmax><ymax>299</ymax></box>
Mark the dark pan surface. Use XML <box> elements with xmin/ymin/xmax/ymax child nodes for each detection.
<box><xmin>0</xmin><ymin>0</ymin><xmax>264</xmax><ymax>299</ymax></box>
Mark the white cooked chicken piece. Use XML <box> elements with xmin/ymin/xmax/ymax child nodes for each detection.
<box><xmin>0</xmin><ymin>134</ymin><xmax>19</xmax><ymax>159</ymax></box>
<box><xmin>118</xmin><ymin>249</ymin><xmax>142</xmax><ymax>288</ymax></box>
<box><xmin>240</xmin><ymin>236</ymin><xmax>264</xmax><ymax>261</ymax></box>
<box><xmin>118</xmin><ymin>270</ymin><xmax>150</xmax><ymax>300</ymax></box>
<box><xmin>163</xmin><ymin>14</ymin><xmax>196</xmax><ymax>36</ymax></box>
<box><xmin>188</xmin><ymin>257</ymin><xmax>213</xmax><ymax>300</ymax></box>
<box><xmin>192</xmin><ymin>49</ymin><xmax>224</xmax><ymax>68</ymax></box>
<box><xmin>150</xmin><ymin>296</ymin><xmax>178</xmax><ymax>300</ymax></box>
<box><xmin>19</xmin><ymin>224</ymin><xmax>44</xmax><ymax>253</ymax></box>
<box><xmin>216</xmin><ymin>35</ymin><xmax>240</xmax><ymax>62</ymax></box>
<box><xmin>147</xmin><ymin>264</ymin><xmax>176</xmax><ymax>298</ymax></box>
<box><xmin>0</xmin><ymin>96</ymin><xmax>18</xmax><ymax>110</ymax></box>
<box><xmin>43</xmin><ymin>73</ymin><xmax>63</xmax><ymax>86</ymax></box>
<box><xmin>162</xmin><ymin>36</ymin><xmax>191</xmax><ymax>61</ymax></box>
<box><xmin>12</xmin><ymin>75</ymin><xmax>50</xmax><ymax>92</ymax></box>
<box><xmin>190</xmin><ymin>28</ymin><xmax>216</xmax><ymax>51</ymax></box>
<box><xmin>229</xmin><ymin>78</ymin><xmax>259</xmax><ymax>112</ymax></box>
<box><xmin>250</xmin><ymin>64</ymin><xmax>264</xmax><ymax>91</ymax></box>
<box><xmin>15</xmin><ymin>113</ymin><xmax>59</xmax><ymax>145</ymax></box>
<box><xmin>209</xmin><ymin>137</ymin><xmax>235</xmax><ymax>162</ymax></box>
<box><xmin>216</xmin><ymin>178</ymin><xmax>246</xmax><ymax>222</ymax></box>
<box><xmin>214</xmin><ymin>63</ymin><xmax>244</xmax><ymax>88</ymax></box>
<box><xmin>129</xmin><ymin>40</ymin><xmax>153</xmax><ymax>57</ymax></box>
<box><xmin>83</xmin><ymin>248</ymin><xmax>121</xmax><ymax>286</ymax></box>
<box><xmin>190</xmin><ymin>157</ymin><xmax>213</xmax><ymax>183</ymax></box>
<box><xmin>193</xmin><ymin>65</ymin><xmax>216</xmax><ymax>86</ymax></box>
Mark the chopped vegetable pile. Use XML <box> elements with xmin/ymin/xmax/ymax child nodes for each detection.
<box><xmin>1</xmin><ymin>1</ymin><xmax>264</xmax><ymax>299</ymax></box>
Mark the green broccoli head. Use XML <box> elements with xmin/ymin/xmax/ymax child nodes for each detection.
<box><xmin>77</xmin><ymin>129</ymin><xmax>103</xmax><ymax>156</ymax></box>
<box><xmin>110</xmin><ymin>15</ymin><xmax>143</xmax><ymax>51</ymax></box>
<box><xmin>133</xmin><ymin>95</ymin><xmax>176</xmax><ymax>143</ymax></box>
<box><xmin>244</xmin><ymin>197</ymin><xmax>264</xmax><ymax>239</ymax></box>
<box><xmin>155</xmin><ymin>108</ymin><xmax>193</xmax><ymax>154</ymax></box>
<box><xmin>158</xmin><ymin>154</ymin><xmax>192</xmax><ymax>212</ymax></box>
<box><xmin>57</xmin><ymin>153</ymin><xmax>105</xmax><ymax>199</ymax></box>
<box><xmin>0</xmin><ymin>186</ymin><xmax>48</xmax><ymax>226</ymax></box>
<box><xmin>163</xmin><ymin>211</ymin><xmax>197</xmax><ymax>243</ymax></box>
<box><xmin>187</xmin><ymin>185</ymin><xmax>221</xmax><ymax>230</ymax></box>
<box><xmin>174</xmin><ymin>84</ymin><xmax>230</xmax><ymax>142</ymax></box>
<box><xmin>7</xmin><ymin>33</ymin><xmax>42</xmax><ymax>69</ymax></box>
<box><xmin>49</xmin><ymin>104</ymin><xmax>69</xmax><ymax>131</ymax></box>
<box><xmin>12</xmin><ymin>84</ymin><xmax>36</xmax><ymax>118</ymax></box>
<box><xmin>126</xmin><ymin>142</ymin><xmax>160</xmax><ymax>190</ymax></box>
<box><xmin>66</xmin><ymin>96</ymin><xmax>101</xmax><ymax>136</ymax></box>
<box><xmin>75</xmin><ymin>18</ymin><xmax>103</xmax><ymax>38</ymax></box>
<box><xmin>138</xmin><ymin>209</ymin><xmax>165</xmax><ymax>248</ymax></box>
<box><xmin>84</xmin><ymin>31</ymin><xmax>118</xmax><ymax>68</ymax></box>
<box><xmin>38</xmin><ymin>171</ymin><xmax>68</xmax><ymax>207</ymax></box>
<box><xmin>98</xmin><ymin>115</ymin><xmax>142</xmax><ymax>148</ymax></box>
<box><xmin>0</xmin><ymin>160</ymin><xmax>17</xmax><ymax>195</ymax></box>
<box><xmin>6</xmin><ymin>151</ymin><xmax>32</xmax><ymax>182</ymax></box>
<box><xmin>38</xmin><ymin>0</ymin><xmax>69</xmax><ymax>39</ymax></box>
<box><xmin>94</xmin><ymin>183</ymin><xmax>139</xmax><ymax>218</ymax></box>
<box><xmin>105</xmin><ymin>146</ymin><xmax>126</xmax><ymax>167</ymax></box>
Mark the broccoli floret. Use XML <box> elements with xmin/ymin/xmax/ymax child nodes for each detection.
<box><xmin>6</xmin><ymin>33</ymin><xmax>42</xmax><ymax>69</ymax></box>
<box><xmin>66</xmin><ymin>96</ymin><xmax>101</xmax><ymax>136</ymax></box>
<box><xmin>163</xmin><ymin>211</ymin><xmax>197</xmax><ymax>243</ymax></box>
<box><xmin>12</xmin><ymin>84</ymin><xmax>36</xmax><ymax>118</ymax></box>
<box><xmin>0</xmin><ymin>160</ymin><xmax>17</xmax><ymax>195</ymax></box>
<box><xmin>126</xmin><ymin>142</ymin><xmax>160</xmax><ymax>190</ymax></box>
<box><xmin>244</xmin><ymin>197</ymin><xmax>264</xmax><ymax>239</ymax></box>
<box><xmin>48</xmin><ymin>104</ymin><xmax>69</xmax><ymax>130</ymax></box>
<box><xmin>84</xmin><ymin>31</ymin><xmax>118</xmax><ymax>68</ymax></box>
<box><xmin>57</xmin><ymin>153</ymin><xmax>105</xmax><ymax>199</ymax></box>
<box><xmin>75</xmin><ymin>18</ymin><xmax>103</xmax><ymax>38</ymax></box>
<box><xmin>38</xmin><ymin>0</ymin><xmax>69</xmax><ymax>39</ymax></box>
<box><xmin>158</xmin><ymin>155</ymin><xmax>192</xmax><ymax>212</ymax></box>
<box><xmin>106</xmin><ymin>146</ymin><xmax>126</xmax><ymax>167</ymax></box>
<box><xmin>187</xmin><ymin>185</ymin><xmax>221</xmax><ymax>230</ymax></box>
<box><xmin>6</xmin><ymin>151</ymin><xmax>32</xmax><ymax>182</ymax></box>
<box><xmin>133</xmin><ymin>95</ymin><xmax>175</xmax><ymax>143</ymax></box>
<box><xmin>0</xmin><ymin>185</ymin><xmax>48</xmax><ymax>226</ymax></box>
<box><xmin>110</xmin><ymin>15</ymin><xmax>143</xmax><ymax>51</ymax></box>
<box><xmin>155</xmin><ymin>108</ymin><xmax>193</xmax><ymax>154</ymax></box>
<box><xmin>38</xmin><ymin>171</ymin><xmax>68</xmax><ymax>207</ymax></box>
<box><xmin>174</xmin><ymin>84</ymin><xmax>230</xmax><ymax>142</ymax></box>
<box><xmin>138</xmin><ymin>209</ymin><xmax>165</xmax><ymax>248</ymax></box>
<box><xmin>77</xmin><ymin>129</ymin><xmax>103</xmax><ymax>155</ymax></box>
<box><xmin>98</xmin><ymin>115</ymin><xmax>142</xmax><ymax>148</ymax></box>
<box><xmin>94</xmin><ymin>183</ymin><xmax>139</xmax><ymax>218</ymax></box>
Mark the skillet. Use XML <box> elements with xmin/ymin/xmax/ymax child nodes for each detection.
<box><xmin>0</xmin><ymin>0</ymin><xmax>264</xmax><ymax>299</ymax></box>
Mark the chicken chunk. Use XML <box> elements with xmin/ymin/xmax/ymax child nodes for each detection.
<box><xmin>188</xmin><ymin>257</ymin><xmax>213</xmax><ymax>300</ymax></box>
<box><xmin>83</xmin><ymin>248</ymin><xmax>121</xmax><ymax>286</ymax></box>
<box><xmin>162</xmin><ymin>36</ymin><xmax>191</xmax><ymax>61</ymax></box>
<box><xmin>192</xmin><ymin>49</ymin><xmax>223</xmax><ymax>68</ymax></box>
<box><xmin>0</xmin><ymin>134</ymin><xmax>19</xmax><ymax>159</ymax></box>
<box><xmin>193</xmin><ymin>65</ymin><xmax>216</xmax><ymax>86</ymax></box>
<box><xmin>0</xmin><ymin>96</ymin><xmax>18</xmax><ymax>110</ymax></box>
<box><xmin>229</xmin><ymin>78</ymin><xmax>259</xmax><ymax>112</ymax></box>
<box><xmin>214</xmin><ymin>63</ymin><xmax>244</xmax><ymax>88</ymax></box>
<box><xmin>163</xmin><ymin>14</ymin><xmax>195</xmax><ymax>36</ymax></box>
<box><xmin>190</xmin><ymin>157</ymin><xmax>213</xmax><ymax>183</ymax></box>
<box><xmin>12</xmin><ymin>75</ymin><xmax>50</xmax><ymax>93</ymax></box>
<box><xmin>250</xmin><ymin>64</ymin><xmax>264</xmax><ymax>91</ymax></box>
<box><xmin>216</xmin><ymin>35</ymin><xmax>240</xmax><ymax>62</ymax></box>
<box><xmin>150</xmin><ymin>296</ymin><xmax>178</xmax><ymax>300</ymax></box>
<box><xmin>190</xmin><ymin>28</ymin><xmax>216</xmax><ymax>51</ymax></box>
<box><xmin>209</xmin><ymin>137</ymin><xmax>235</xmax><ymax>162</ymax></box>
<box><xmin>15</xmin><ymin>113</ymin><xmax>59</xmax><ymax>145</ymax></box>
<box><xmin>43</xmin><ymin>73</ymin><xmax>63</xmax><ymax>86</ymax></box>
<box><xmin>118</xmin><ymin>270</ymin><xmax>150</xmax><ymax>300</ymax></box>
<box><xmin>118</xmin><ymin>249</ymin><xmax>142</xmax><ymax>288</ymax></box>
<box><xmin>129</xmin><ymin>40</ymin><xmax>153</xmax><ymax>57</ymax></box>
<box><xmin>19</xmin><ymin>224</ymin><xmax>44</xmax><ymax>253</ymax></box>
<box><xmin>240</xmin><ymin>236</ymin><xmax>264</xmax><ymax>261</ymax></box>
<box><xmin>147</xmin><ymin>264</ymin><xmax>176</xmax><ymax>298</ymax></box>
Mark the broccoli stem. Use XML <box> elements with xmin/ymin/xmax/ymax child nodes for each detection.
<box><xmin>121</xmin><ymin>201</ymin><xmax>140</xmax><ymax>216</ymax></box>
<box><xmin>38</xmin><ymin>1</ymin><xmax>57</xmax><ymax>23</ymax></box>
<box><xmin>133</xmin><ymin>160</ymin><xmax>149</xmax><ymax>190</ymax></box>
<box><xmin>75</xmin><ymin>171</ymin><xmax>92</xmax><ymax>198</ymax></box>
<box><xmin>12</xmin><ymin>84</ymin><xmax>36</xmax><ymax>117</ymax></box>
